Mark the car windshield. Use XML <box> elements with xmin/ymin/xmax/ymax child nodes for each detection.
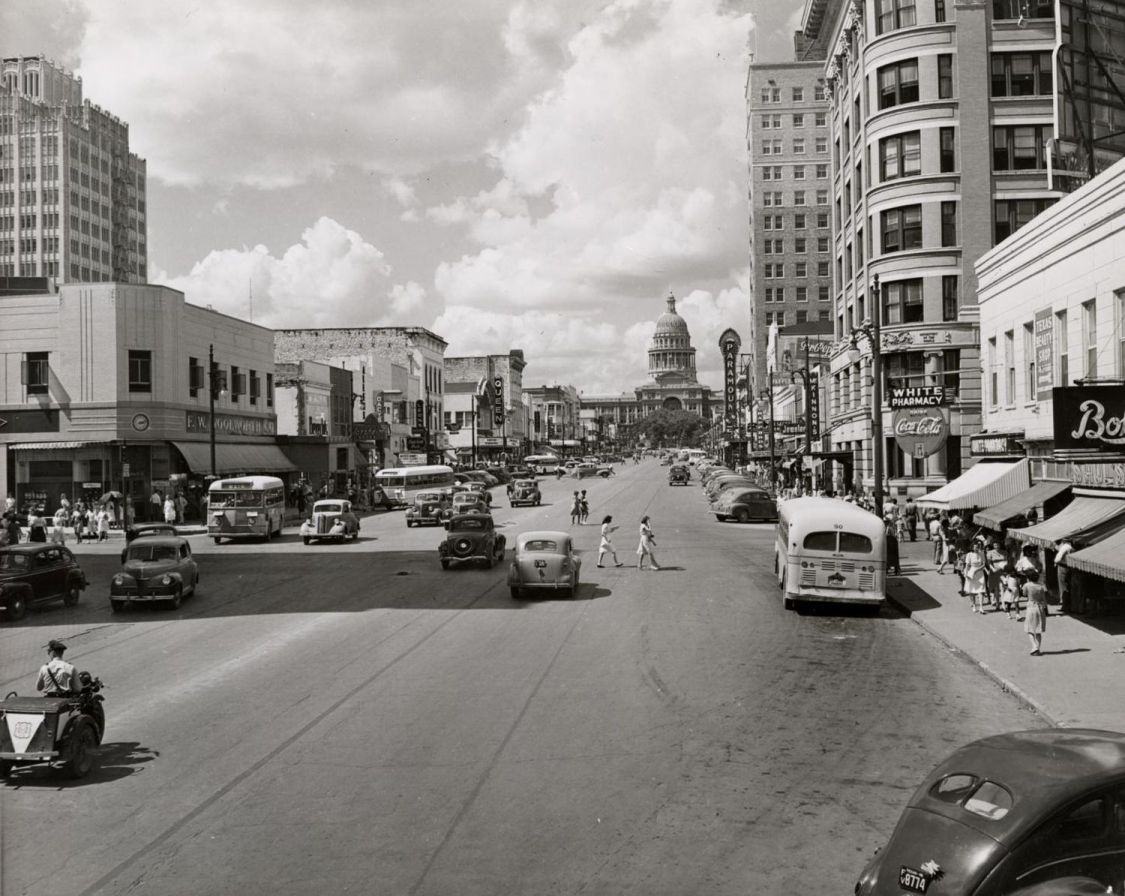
<box><xmin>128</xmin><ymin>544</ymin><xmax>179</xmax><ymax>562</ymax></box>
<box><xmin>523</xmin><ymin>540</ymin><xmax>559</xmax><ymax>552</ymax></box>
<box><xmin>317</xmin><ymin>503</ymin><xmax>344</xmax><ymax>513</ymax></box>
<box><xmin>453</xmin><ymin>495</ymin><xmax>477</xmax><ymax>504</ymax></box>
<box><xmin>417</xmin><ymin>493</ymin><xmax>442</xmax><ymax>503</ymax></box>
<box><xmin>452</xmin><ymin>519</ymin><xmax>485</xmax><ymax>531</ymax></box>
<box><xmin>515</xmin><ymin>481</ymin><xmax>535</xmax><ymax>488</ymax></box>
<box><xmin>0</xmin><ymin>553</ymin><xmax>30</xmax><ymax>570</ymax></box>
<box><xmin>210</xmin><ymin>490</ymin><xmax>262</xmax><ymax>508</ymax></box>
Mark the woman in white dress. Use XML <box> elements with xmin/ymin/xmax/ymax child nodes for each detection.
<box><xmin>597</xmin><ymin>516</ymin><xmax>623</xmax><ymax>568</ymax></box>
<box><xmin>636</xmin><ymin>515</ymin><xmax>661</xmax><ymax>570</ymax></box>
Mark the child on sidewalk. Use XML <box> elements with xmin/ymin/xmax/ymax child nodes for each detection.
<box><xmin>1000</xmin><ymin>566</ymin><xmax>1020</xmax><ymax>619</ymax></box>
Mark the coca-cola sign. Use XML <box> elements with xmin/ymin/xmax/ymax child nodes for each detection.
<box><xmin>1053</xmin><ymin>386</ymin><xmax>1125</xmax><ymax>451</ymax></box>
<box><xmin>893</xmin><ymin>407</ymin><xmax>948</xmax><ymax>458</ymax></box>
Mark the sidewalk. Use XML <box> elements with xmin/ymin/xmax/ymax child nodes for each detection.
<box><xmin>886</xmin><ymin>537</ymin><xmax>1125</xmax><ymax>731</ymax></box>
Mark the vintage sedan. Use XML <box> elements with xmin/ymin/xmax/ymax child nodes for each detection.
<box><xmin>509</xmin><ymin>479</ymin><xmax>542</xmax><ymax>507</ymax></box>
<box><xmin>855</xmin><ymin>728</ymin><xmax>1125</xmax><ymax>896</ymax></box>
<box><xmin>303</xmin><ymin>499</ymin><xmax>361</xmax><ymax>543</ymax></box>
<box><xmin>574</xmin><ymin>462</ymin><xmax>600</xmax><ymax>479</ymax></box>
<box><xmin>462</xmin><ymin>481</ymin><xmax>493</xmax><ymax>507</ymax></box>
<box><xmin>447</xmin><ymin>491</ymin><xmax>489</xmax><ymax>518</ymax></box>
<box><xmin>0</xmin><ymin>545</ymin><xmax>87</xmax><ymax>621</ymax></box>
<box><xmin>508</xmin><ymin>531</ymin><xmax>581</xmax><ymax>599</ymax></box>
<box><xmin>121</xmin><ymin>522</ymin><xmax>180</xmax><ymax>563</ymax></box>
<box><xmin>111</xmin><ymin>536</ymin><xmax>199</xmax><ymax>611</ymax></box>
<box><xmin>668</xmin><ymin>466</ymin><xmax>690</xmax><ymax>486</ymax></box>
<box><xmin>438</xmin><ymin>513</ymin><xmax>506</xmax><ymax>569</ymax></box>
<box><xmin>404</xmin><ymin>492</ymin><xmax>451</xmax><ymax>528</ymax></box>
<box><xmin>713</xmin><ymin>488</ymin><xmax>777</xmax><ymax>523</ymax></box>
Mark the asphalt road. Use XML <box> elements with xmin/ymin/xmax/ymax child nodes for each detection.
<box><xmin>0</xmin><ymin>460</ymin><xmax>1044</xmax><ymax>896</ymax></box>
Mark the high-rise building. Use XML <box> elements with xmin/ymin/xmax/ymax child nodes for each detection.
<box><xmin>0</xmin><ymin>55</ymin><xmax>147</xmax><ymax>284</ymax></box>
<box><xmin>745</xmin><ymin>61</ymin><xmax>833</xmax><ymax>396</ymax></box>
<box><xmin>803</xmin><ymin>0</ymin><xmax>1061</xmax><ymax>497</ymax></box>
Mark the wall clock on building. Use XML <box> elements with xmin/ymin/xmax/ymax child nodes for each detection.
<box><xmin>131</xmin><ymin>413</ymin><xmax>151</xmax><ymax>432</ymax></box>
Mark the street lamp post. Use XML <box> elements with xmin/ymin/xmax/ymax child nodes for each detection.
<box><xmin>207</xmin><ymin>344</ymin><xmax>227</xmax><ymax>478</ymax></box>
<box><xmin>766</xmin><ymin>372</ymin><xmax>777</xmax><ymax>494</ymax></box>
<box><xmin>850</xmin><ymin>275</ymin><xmax>885</xmax><ymax>517</ymax></box>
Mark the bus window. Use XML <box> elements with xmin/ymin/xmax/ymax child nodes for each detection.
<box><xmin>838</xmin><ymin>532</ymin><xmax>874</xmax><ymax>553</ymax></box>
<box><xmin>802</xmin><ymin>531</ymin><xmax>838</xmax><ymax>551</ymax></box>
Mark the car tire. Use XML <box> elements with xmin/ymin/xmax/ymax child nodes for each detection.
<box><xmin>168</xmin><ymin>587</ymin><xmax>182</xmax><ymax>610</ymax></box>
<box><xmin>0</xmin><ymin>759</ymin><xmax>12</xmax><ymax>778</ymax></box>
<box><xmin>509</xmin><ymin>586</ymin><xmax>521</xmax><ymax>599</ymax></box>
<box><xmin>733</xmin><ymin>508</ymin><xmax>749</xmax><ymax>524</ymax></box>
<box><xmin>213</xmin><ymin>537</ymin><xmax>222</xmax><ymax>545</ymax></box>
<box><xmin>303</xmin><ymin>536</ymin><xmax>311</xmax><ymax>545</ymax></box>
<box><xmin>63</xmin><ymin>583</ymin><xmax>81</xmax><ymax>607</ymax></box>
<box><xmin>440</xmin><ymin>559</ymin><xmax>450</xmax><ymax>570</ymax></box>
<box><xmin>64</xmin><ymin>721</ymin><xmax>97</xmax><ymax>779</ymax></box>
<box><xmin>406</xmin><ymin>520</ymin><xmax>414</xmax><ymax>528</ymax></box>
<box><xmin>111</xmin><ymin>599</ymin><xmax>126</xmax><ymax>613</ymax></box>
<box><xmin>264</xmin><ymin>526</ymin><xmax>272</xmax><ymax>543</ymax></box>
<box><xmin>6</xmin><ymin>593</ymin><xmax>26</xmax><ymax>621</ymax></box>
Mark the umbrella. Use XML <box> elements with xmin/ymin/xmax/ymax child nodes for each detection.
<box><xmin>98</xmin><ymin>491</ymin><xmax>123</xmax><ymax>503</ymax></box>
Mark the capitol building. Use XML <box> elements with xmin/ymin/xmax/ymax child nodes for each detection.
<box><xmin>580</xmin><ymin>292</ymin><xmax>715</xmax><ymax>436</ymax></box>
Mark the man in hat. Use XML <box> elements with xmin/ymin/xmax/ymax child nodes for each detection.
<box><xmin>36</xmin><ymin>639</ymin><xmax>79</xmax><ymax>696</ymax></box>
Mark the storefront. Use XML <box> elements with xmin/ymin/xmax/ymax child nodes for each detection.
<box><xmin>915</xmin><ymin>459</ymin><xmax>1030</xmax><ymax>513</ymax></box>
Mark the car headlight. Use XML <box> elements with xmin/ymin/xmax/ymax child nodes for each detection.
<box><xmin>113</xmin><ymin>574</ymin><xmax>124</xmax><ymax>586</ymax></box>
<box><xmin>161</xmin><ymin>574</ymin><xmax>173</xmax><ymax>585</ymax></box>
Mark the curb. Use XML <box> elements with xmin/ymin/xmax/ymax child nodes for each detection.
<box><xmin>883</xmin><ymin>584</ymin><xmax>1061</xmax><ymax>728</ymax></box>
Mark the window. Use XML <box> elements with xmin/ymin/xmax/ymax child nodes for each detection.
<box><xmin>991</xmin><ymin>52</ymin><xmax>1053</xmax><ymax>96</ymax></box>
<box><xmin>796</xmin><ymin>310</ymin><xmax>808</xmax><ymax>323</ymax></box>
<box><xmin>795</xmin><ymin>237</ymin><xmax>807</xmax><ymax>252</ymax></box>
<box><xmin>794</xmin><ymin>213</ymin><xmax>806</xmax><ymax>229</ymax></box>
<box><xmin>793</xmin><ymin>138</ymin><xmax>806</xmax><ymax>154</ymax></box>
<box><xmin>878</xmin><ymin>60</ymin><xmax>919</xmax><ymax>109</ymax></box>
<box><xmin>230</xmin><ymin>365</ymin><xmax>243</xmax><ymax>402</ymax></box>
<box><xmin>817</xmin><ymin>236</ymin><xmax>829</xmax><ymax>252</ymax></box>
<box><xmin>796</xmin><ymin>286</ymin><xmax>808</xmax><ymax>301</ymax></box>
<box><xmin>821</xmin><ymin>285</ymin><xmax>830</xmax><ymax>302</ymax></box>
<box><xmin>794</xmin><ymin>165</ymin><xmax>805</xmax><ymax>180</ymax></box>
<box><xmin>793</xmin><ymin>114</ymin><xmax>805</xmax><ymax>128</ymax></box>
<box><xmin>885</xmin><ymin>352</ymin><xmax>926</xmax><ymax>391</ymax></box>
<box><xmin>1024</xmin><ymin>322</ymin><xmax>1035</xmax><ymax>399</ymax></box>
<box><xmin>795</xmin><ymin>262</ymin><xmax>808</xmax><ymax>277</ymax></box>
<box><xmin>989</xmin><ymin>337</ymin><xmax>999</xmax><ymax>406</ymax></box>
<box><xmin>992</xmin><ymin>125</ymin><xmax>1049</xmax><ymax>170</ymax></box>
<box><xmin>816</xmin><ymin>189</ymin><xmax>828</xmax><ymax>205</ymax></box>
<box><xmin>816</xmin><ymin>163</ymin><xmax>828</xmax><ymax>178</ymax></box>
<box><xmin>1005</xmin><ymin>330</ymin><xmax>1016</xmax><ymax>403</ymax></box>
<box><xmin>882</xmin><ymin>279</ymin><xmax>924</xmax><ymax>325</ymax></box>
<box><xmin>817</xmin><ymin>261</ymin><xmax>830</xmax><ymax>277</ymax></box>
<box><xmin>941</xmin><ymin>201</ymin><xmax>958</xmax><ymax>246</ymax></box>
<box><xmin>128</xmin><ymin>350</ymin><xmax>152</xmax><ymax>393</ymax></box>
<box><xmin>250</xmin><ymin>370</ymin><xmax>261</xmax><ymax>405</ymax></box>
<box><xmin>814</xmin><ymin>83</ymin><xmax>826</xmax><ymax>101</ymax></box>
<box><xmin>24</xmin><ymin>351</ymin><xmax>48</xmax><ymax>395</ymax></box>
<box><xmin>938</xmin><ymin>54</ymin><xmax>953</xmax><ymax>98</ymax></box>
<box><xmin>940</xmin><ymin>127</ymin><xmax>956</xmax><ymax>172</ymax></box>
<box><xmin>794</xmin><ymin>190</ymin><xmax>806</xmax><ymax>206</ymax></box>
<box><xmin>817</xmin><ymin>212</ymin><xmax>829</xmax><ymax>228</ymax></box>
<box><xmin>936</xmin><ymin>0</ymin><xmax>946</xmax><ymax>21</ymax></box>
<box><xmin>937</xmin><ymin>349</ymin><xmax>961</xmax><ymax>393</ymax></box>
<box><xmin>992</xmin><ymin>0</ymin><xmax>1053</xmax><ymax>19</ymax></box>
<box><xmin>875</xmin><ymin>0</ymin><xmax>916</xmax><ymax>33</ymax></box>
<box><xmin>1083</xmin><ymin>299</ymin><xmax>1098</xmax><ymax>378</ymax></box>
<box><xmin>881</xmin><ymin>205</ymin><xmax>923</xmax><ymax>253</ymax></box>
<box><xmin>189</xmin><ymin>356</ymin><xmax>203</xmax><ymax>398</ymax></box>
<box><xmin>792</xmin><ymin>86</ymin><xmax>804</xmax><ymax>101</ymax></box>
<box><xmin>815</xmin><ymin>136</ymin><xmax>828</xmax><ymax>153</ymax></box>
<box><xmin>880</xmin><ymin>131</ymin><xmax>921</xmax><ymax>180</ymax></box>
<box><xmin>942</xmin><ymin>275</ymin><xmax>959</xmax><ymax>322</ymax></box>
<box><xmin>1056</xmin><ymin>310</ymin><xmax>1069</xmax><ymax>386</ymax></box>
<box><xmin>266</xmin><ymin>372</ymin><xmax>274</xmax><ymax>407</ymax></box>
<box><xmin>994</xmin><ymin>198</ymin><xmax>1055</xmax><ymax>243</ymax></box>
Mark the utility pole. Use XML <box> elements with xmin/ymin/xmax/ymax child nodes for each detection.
<box><xmin>767</xmin><ymin>369</ymin><xmax>777</xmax><ymax>494</ymax></box>
<box><xmin>208</xmin><ymin>344</ymin><xmax>218</xmax><ymax>477</ymax></box>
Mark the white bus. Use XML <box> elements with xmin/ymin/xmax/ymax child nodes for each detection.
<box><xmin>374</xmin><ymin>465</ymin><xmax>455</xmax><ymax>506</ymax></box>
<box><xmin>524</xmin><ymin>454</ymin><xmax>561</xmax><ymax>475</ymax></box>
<box><xmin>775</xmin><ymin>497</ymin><xmax>886</xmax><ymax>611</ymax></box>
<box><xmin>207</xmin><ymin>476</ymin><xmax>286</xmax><ymax>543</ymax></box>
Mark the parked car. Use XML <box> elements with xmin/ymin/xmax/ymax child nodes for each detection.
<box><xmin>466</xmin><ymin>470</ymin><xmax>499</xmax><ymax>488</ymax></box>
<box><xmin>574</xmin><ymin>462</ymin><xmax>600</xmax><ymax>479</ymax></box>
<box><xmin>303</xmin><ymin>499</ymin><xmax>361</xmax><ymax>542</ymax></box>
<box><xmin>125</xmin><ymin>522</ymin><xmax>178</xmax><ymax>543</ymax></box>
<box><xmin>404</xmin><ymin>492</ymin><xmax>451</xmax><ymax>528</ymax></box>
<box><xmin>486</xmin><ymin>467</ymin><xmax>512</xmax><ymax>485</ymax></box>
<box><xmin>506</xmin><ymin>466</ymin><xmax>535</xmax><ymax>481</ymax></box>
<box><xmin>0</xmin><ymin>544</ymin><xmax>87</xmax><ymax>620</ymax></box>
<box><xmin>669</xmin><ymin>465</ymin><xmax>690</xmax><ymax>485</ymax></box>
<box><xmin>438</xmin><ymin>513</ymin><xmax>506</xmax><ymax>569</ymax></box>
<box><xmin>508</xmin><ymin>531</ymin><xmax>581</xmax><ymax>599</ymax></box>
<box><xmin>856</xmin><ymin>728</ymin><xmax>1125</xmax><ymax>895</ymax></box>
<box><xmin>713</xmin><ymin>488</ymin><xmax>777</xmax><ymax>523</ymax></box>
<box><xmin>705</xmin><ymin>477</ymin><xmax>756</xmax><ymax>501</ymax></box>
<box><xmin>111</xmin><ymin>535</ymin><xmax>199</xmax><ymax>611</ymax></box>
<box><xmin>509</xmin><ymin>479</ymin><xmax>542</xmax><ymax>507</ymax></box>
<box><xmin>463</xmin><ymin>481</ymin><xmax>493</xmax><ymax>506</ymax></box>
<box><xmin>447</xmin><ymin>491</ymin><xmax>489</xmax><ymax>518</ymax></box>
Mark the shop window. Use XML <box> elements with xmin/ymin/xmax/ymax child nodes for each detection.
<box><xmin>128</xmin><ymin>350</ymin><xmax>152</xmax><ymax>393</ymax></box>
<box><xmin>24</xmin><ymin>351</ymin><xmax>49</xmax><ymax>395</ymax></box>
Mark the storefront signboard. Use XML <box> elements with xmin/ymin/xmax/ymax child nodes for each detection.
<box><xmin>1053</xmin><ymin>385</ymin><xmax>1125</xmax><ymax>451</ymax></box>
<box><xmin>1034</xmin><ymin>310</ymin><xmax>1054</xmax><ymax>400</ymax></box>
<box><xmin>1071</xmin><ymin>463</ymin><xmax>1125</xmax><ymax>488</ymax></box>
<box><xmin>889</xmin><ymin>385</ymin><xmax>950</xmax><ymax>409</ymax></box>
<box><xmin>893</xmin><ymin>407</ymin><xmax>948</xmax><ymax>458</ymax></box>
<box><xmin>0</xmin><ymin>408</ymin><xmax>60</xmax><ymax>433</ymax></box>
<box><xmin>399</xmin><ymin>452</ymin><xmax>427</xmax><ymax>466</ymax></box>
<box><xmin>478</xmin><ymin>437</ymin><xmax>506</xmax><ymax>447</ymax></box>
<box><xmin>970</xmin><ymin>432</ymin><xmax>1025</xmax><ymax>457</ymax></box>
<box><xmin>352</xmin><ymin>421</ymin><xmax>390</xmax><ymax>441</ymax></box>
<box><xmin>185</xmin><ymin>411</ymin><xmax>277</xmax><ymax>437</ymax></box>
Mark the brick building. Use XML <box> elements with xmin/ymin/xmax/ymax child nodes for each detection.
<box><xmin>442</xmin><ymin>351</ymin><xmax>527</xmax><ymax>462</ymax></box>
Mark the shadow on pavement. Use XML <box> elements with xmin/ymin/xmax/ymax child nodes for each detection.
<box><xmin>3</xmin><ymin>741</ymin><xmax>158</xmax><ymax>788</ymax></box>
<box><xmin>885</xmin><ymin>578</ymin><xmax>942</xmax><ymax>615</ymax></box>
<box><xmin>1038</xmin><ymin>648</ymin><xmax>1092</xmax><ymax>656</ymax></box>
<box><xmin>1074</xmin><ymin>614</ymin><xmax>1125</xmax><ymax>637</ymax></box>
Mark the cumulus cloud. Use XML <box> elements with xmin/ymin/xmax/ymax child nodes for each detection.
<box><xmin>159</xmin><ymin>217</ymin><xmax>435</xmax><ymax>329</ymax></box>
<box><xmin>381</xmin><ymin>177</ymin><xmax>418</xmax><ymax>209</ymax></box>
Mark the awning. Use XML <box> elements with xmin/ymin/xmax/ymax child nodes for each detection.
<box><xmin>9</xmin><ymin>441</ymin><xmax>103</xmax><ymax>450</ymax></box>
<box><xmin>916</xmin><ymin>459</ymin><xmax>1029</xmax><ymax>511</ymax></box>
<box><xmin>1011</xmin><ymin>494</ymin><xmax>1125</xmax><ymax>549</ymax></box>
<box><xmin>172</xmin><ymin>441</ymin><xmax>298</xmax><ymax>475</ymax></box>
<box><xmin>973</xmin><ymin>480</ymin><xmax>1072</xmax><ymax>529</ymax></box>
<box><xmin>1068</xmin><ymin>528</ymin><xmax>1125</xmax><ymax>583</ymax></box>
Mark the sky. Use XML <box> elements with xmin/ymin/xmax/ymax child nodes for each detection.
<box><xmin>2</xmin><ymin>0</ymin><xmax>803</xmax><ymax>395</ymax></box>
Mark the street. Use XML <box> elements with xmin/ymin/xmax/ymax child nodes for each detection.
<box><xmin>0</xmin><ymin>461</ymin><xmax>1043</xmax><ymax>896</ymax></box>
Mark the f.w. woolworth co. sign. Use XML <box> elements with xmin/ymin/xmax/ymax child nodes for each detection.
<box><xmin>1053</xmin><ymin>386</ymin><xmax>1125</xmax><ymax>451</ymax></box>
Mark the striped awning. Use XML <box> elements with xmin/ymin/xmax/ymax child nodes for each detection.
<box><xmin>1068</xmin><ymin>528</ymin><xmax>1125</xmax><ymax>583</ymax></box>
<box><xmin>973</xmin><ymin>480</ymin><xmax>1072</xmax><ymax>530</ymax></box>
<box><xmin>9</xmin><ymin>441</ymin><xmax>103</xmax><ymax>450</ymax></box>
<box><xmin>916</xmin><ymin>459</ymin><xmax>1030</xmax><ymax>511</ymax></box>
<box><xmin>1010</xmin><ymin>495</ymin><xmax>1125</xmax><ymax>550</ymax></box>
<box><xmin>172</xmin><ymin>441</ymin><xmax>298</xmax><ymax>475</ymax></box>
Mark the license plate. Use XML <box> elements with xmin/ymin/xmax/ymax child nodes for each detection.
<box><xmin>899</xmin><ymin>866</ymin><xmax>929</xmax><ymax>894</ymax></box>
<box><xmin>534</xmin><ymin>560</ymin><xmax>547</xmax><ymax>568</ymax></box>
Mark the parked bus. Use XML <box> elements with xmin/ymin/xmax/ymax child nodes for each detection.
<box><xmin>775</xmin><ymin>497</ymin><xmax>886</xmax><ymax>611</ymax></box>
<box><xmin>524</xmin><ymin>454</ymin><xmax>561</xmax><ymax>475</ymax></box>
<box><xmin>207</xmin><ymin>476</ymin><xmax>286</xmax><ymax>543</ymax></box>
<box><xmin>374</xmin><ymin>465</ymin><xmax>455</xmax><ymax>506</ymax></box>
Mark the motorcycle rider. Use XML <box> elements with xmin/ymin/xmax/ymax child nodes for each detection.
<box><xmin>36</xmin><ymin>639</ymin><xmax>80</xmax><ymax>696</ymax></box>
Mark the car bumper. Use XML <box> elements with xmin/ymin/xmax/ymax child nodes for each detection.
<box><xmin>111</xmin><ymin>582</ymin><xmax>179</xmax><ymax>598</ymax></box>
<box><xmin>0</xmin><ymin>750</ymin><xmax>59</xmax><ymax>761</ymax></box>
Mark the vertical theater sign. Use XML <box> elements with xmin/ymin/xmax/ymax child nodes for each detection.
<box><xmin>718</xmin><ymin>328</ymin><xmax>741</xmax><ymax>433</ymax></box>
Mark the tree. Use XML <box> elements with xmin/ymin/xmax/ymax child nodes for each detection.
<box><xmin>627</xmin><ymin>409</ymin><xmax>708</xmax><ymax>448</ymax></box>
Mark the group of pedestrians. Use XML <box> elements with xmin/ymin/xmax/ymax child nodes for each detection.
<box><xmin>596</xmin><ymin>515</ymin><xmax>660</xmax><ymax>570</ymax></box>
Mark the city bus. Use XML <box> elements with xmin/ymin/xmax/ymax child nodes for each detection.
<box><xmin>374</xmin><ymin>465</ymin><xmax>455</xmax><ymax>506</ymax></box>
<box><xmin>524</xmin><ymin>454</ymin><xmax>561</xmax><ymax>475</ymax></box>
<box><xmin>207</xmin><ymin>476</ymin><xmax>286</xmax><ymax>543</ymax></box>
<box><xmin>775</xmin><ymin>497</ymin><xmax>886</xmax><ymax>612</ymax></box>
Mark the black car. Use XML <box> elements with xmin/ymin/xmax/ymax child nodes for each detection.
<box><xmin>438</xmin><ymin>513</ymin><xmax>507</xmax><ymax>569</ymax></box>
<box><xmin>0</xmin><ymin>544</ymin><xmax>88</xmax><ymax>620</ymax></box>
